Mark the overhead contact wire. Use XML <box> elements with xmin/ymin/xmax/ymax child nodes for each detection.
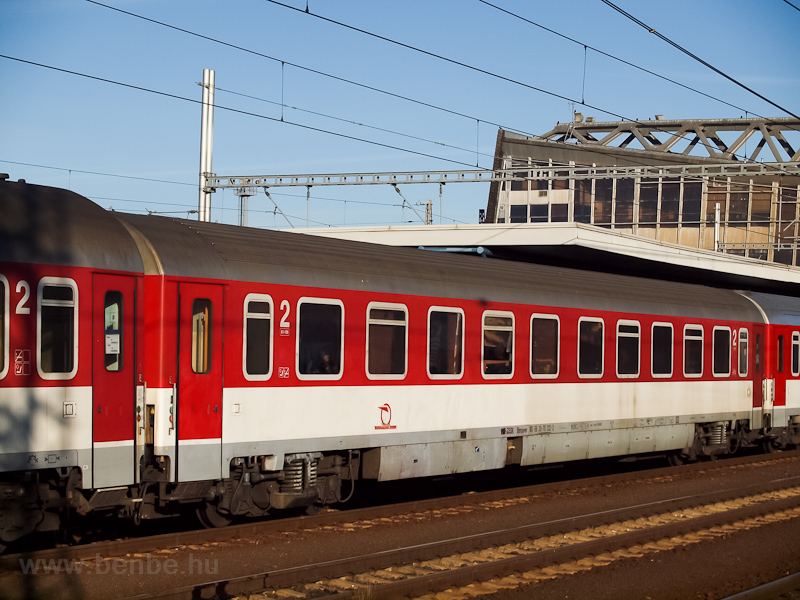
<box><xmin>84</xmin><ymin>0</ymin><xmax>532</xmax><ymax>137</ymax></box>
<box><xmin>476</xmin><ymin>0</ymin><xmax>752</xmax><ymax>115</ymax></box>
<box><xmin>0</xmin><ymin>55</ymin><xmax>483</xmax><ymax>170</ymax></box>
<box><xmin>600</xmin><ymin>0</ymin><xmax>800</xmax><ymax>120</ymax></box>
<box><xmin>263</xmin><ymin>0</ymin><xmax>628</xmax><ymax>121</ymax></box>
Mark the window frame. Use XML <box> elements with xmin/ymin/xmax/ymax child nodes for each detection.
<box><xmin>683</xmin><ymin>324</ymin><xmax>704</xmax><ymax>378</ymax></box>
<box><xmin>738</xmin><ymin>328</ymin><xmax>749</xmax><ymax>377</ymax></box>
<box><xmin>426</xmin><ymin>306</ymin><xmax>465</xmax><ymax>380</ymax></box>
<box><xmin>481</xmin><ymin>310</ymin><xmax>515</xmax><ymax>380</ymax></box>
<box><xmin>0</xmin><ymin>275</ymin><xmax>7</xmax><ymax>380</ymax></box>
<box><xmin>366</xmin><ymin>301</ymin><xmax>408</xmax><ymax>380</ymax></box>
<box><xmin>295</xmin><ymin>297</ymin><xmax>345</xmax><ymax>381</ymax></box>
<box><xmin>577</xmin><ymin>317</ymin><xmax>605</xmax><ymax>379</ymax></box>
<box><xmin>792</xmin><ymin>332</ymin><xmax>800</xmax><ymax>377</ymax></box>
<box><xmin>651</xmin><ymin>322</ymin><xmax>674</xmax><ymax>378</ymax></box>
<box><xmin>242</xmin><ymin>293</ymin><xmax>274</xmax><ymax>381</ymax></box>
<box><xmin>712</xmin><ymin>326</ymin><xmax>732</xmax><ymax>377</ymax></box>
<box><xmin>616</xmin><ymin>319</ymin><xmax>641</xmax><ymax>379</ymax></box>
<box><xmin>37</xmin><ymin>277</ymin><xmax>79</xmax><ymax>380</ymax></box>
<box><xmin>530</xmin><ymin>313</ymin><xmax>560</xmax><ymax>379</ymax></box>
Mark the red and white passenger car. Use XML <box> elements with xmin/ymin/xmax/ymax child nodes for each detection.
<box><xmin>1</xmin><ymin>177</ymin><xmax>799</xmax><ymax>542</ymax></box>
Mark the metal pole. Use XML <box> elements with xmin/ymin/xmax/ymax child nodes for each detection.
<box><xmin>198</xmin><ymin>69</ymin><xmax>215</xmax><ymax>222</ymax></box>
<box><xmin>439</xmin><ymin>183</ymin><xmax>443</xmax><ymax>225</ymax></box>
<box><xmin>207</xmin><ymin>70</ymin><xmax>215</xmax><ymax>218</ymax></box>
<box><xmin>715</xmin><ymin>203</ymin><xmax>721</xmax><ymax>251</ymax></box>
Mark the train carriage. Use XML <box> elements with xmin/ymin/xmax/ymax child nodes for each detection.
<box><xmin>1</xmin><ymin>176</ymin><xmax>799</xmax><ymax>543</ymax></box>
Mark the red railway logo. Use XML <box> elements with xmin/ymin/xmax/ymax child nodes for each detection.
<box><xmin>375</xmin><ymin>403</ymin><xmax>396</xmax><ymax>430</ymax></box>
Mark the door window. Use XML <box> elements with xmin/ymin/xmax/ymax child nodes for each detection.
<box><xmin>191</xmin><ymin>299</ymin><xmax>213</xmax><ymax>374</ymax></box>
<box><xmin>104</xmin><ymin>291</ymin><xmax>123</xmax><ymax>372</ymax></box>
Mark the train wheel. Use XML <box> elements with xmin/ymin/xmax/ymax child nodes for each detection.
<box><xmin>667</xmin><ymin>452</ymin><xmax>684</xmax><ymax>466</ymax></box>
<box><xmin>196</xmin><ymin>502</ymin><xmax>232</xmax><ymax>528</ymax></box>
<box><xmin>304</xmin><ymin>502</ymin><xmax>323</xmax><ymax>516</ymax></box>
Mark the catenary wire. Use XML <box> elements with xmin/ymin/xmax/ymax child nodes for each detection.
<box><xmin>263</xmin><ymin>0</ymin><xmax>797</xmax><ymax>165</ymax></box>
<box><xmin>215</xmin><ymin>87</ymin><xmax>496</xmax><ymax>162</ymax></box>
<box><xmin>0</xmin><ymin>55</ymin><xmax>486</xmax><ymax>170</ymax></box>
<box><xmin>263</xmin><ymin>0</ymin><xmax>629</xmax><ymax>121</ymax></box>
<box><xmin>475</xmin><ymin>0</ymin><xmax>753</xmax><ymax>116</ymax></box>
<box><xmin>600</xmin><ymin>0</ymin><xmax>800</xmax><ymax>120</ymax></box>
<box><xmin>87</xmin><ymin>0</ymin><xmax>794</xmax><ymax>165</ymax></box>
<box><xmin>0</xmin><ymin>159</ymin><xmax>195</xmax><ymax>186</ymax></box>
<box><xmin>84</xmin><ymin>0</ymin><xmax>796</xmax><ymax>167</ymax></box>
<box><xmin>84</xmin><ymin>0</ymin><xmax>534</xmax><ymax>138</ymax></box>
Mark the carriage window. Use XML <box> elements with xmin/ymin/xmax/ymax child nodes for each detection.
<box><xmin>0</xmin><ymin>276</ymin><xmax>6</xmax><ymax>378</ymax></box>
<box><xmin>297</xmin><ymin>299</ymin><xmax>343</xmax><ymax>377</ymax></box>
<box><xmin>792</xmin><ymin>333</ymin><xmax>800</xmax><ymax>377</ymax></box>
<box><xmin>617</xmin><ymin>321</ymin><xmax>640</xmax><ymax>377</ymax></box>
<box><xmin>755</xmin><ymin>333</ymin><xmax>761</xmax><ymax>374</ymax></box>
<box><xmin>777</xmin><ymin>335</ymin><xmax>785</xmax><ymax>374</ymax></box>
<box><xmin>738</xmin><ymin>329</ymin><xmax>748</xmax><ymax>377</ymax></box>
<box><xmin>483</xmin><ymin>312</ymin><xmax>514</xmax><ymax>377</ymax></box>
<box><xmin>367</xmin><ymin>303</ymin><xmax>407</xmax><ymax>378</ymax></box>
<box><xmin>244</xmin><ymin>295</ymin><xmax>272</xmax><ymax>379</ymax></box>
<box><xmin>38</xmin><ymin>280</ymin><xmax>78</xmax><ymax>377</ymax></box>
<box><xmin>428</xmin><ymin>308</ymin><xmax>464</xmax><ymax>377</ymax></box>
<box><xmin>652</xmin><ymin>323</ymin><xmax>673</xmax><ymax>377</ymax></box>
<box><xmin>684</xmin><ymin>326</ymin><xmax>703</xmax><ymax>377</ymax></box>
<box><xmin>712</xmin><ymin>327</ymin><xmax>731</xmax><ymax>377</ymax></box>
<box><xmin>531</xmin><ymin>315</ymin><xmax>559</xmax><ymax>377</ymax></box>
<box><xmin>104</xmin><ymin>291</ymin><xmax>123</xmax><ymax>372</ymax></box>
<box><xmin>578</xmin><ymin>318</ymin><xmax>604</xmax><ymax>377</ymax></box>
<box><xmin>191</xmin><ymin>299</ymin><xmax>212</xmax><ymax>374</ymax></box>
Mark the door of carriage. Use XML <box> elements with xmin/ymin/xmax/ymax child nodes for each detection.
<box><xmin>176</xmin><ymin>282</ymin><xmax>223</xmax><ymax>482</ymax></box>
<box><xmin>92</xmin><ymin>274</ymin><xmax>137</xmax><ymax>488</ymax></box>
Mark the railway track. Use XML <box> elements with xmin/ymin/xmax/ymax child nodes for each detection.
<box><xmin>0</xmin><ymin>452</ymin><xmax>800</xmax><ymax>600</ymax></box>
<box><xmin>122</xmin><ymin>474</ymin><xmax>800</xmax><ymax>600</ymax></box>
<box><xmin>1</xmin><ymin>450</ymin><xmax>793</xmax><ymax>570</ymax></box>
<box><xmin>2</xmin><ymin>451</ymin><xmax>798</xmax><ymax>600</ymax></box>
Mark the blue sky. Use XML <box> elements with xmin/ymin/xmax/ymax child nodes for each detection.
<box><xmin>1</xmin><ymin>0</ymin><xmax>798</xmax><ymax>229</ymax></box>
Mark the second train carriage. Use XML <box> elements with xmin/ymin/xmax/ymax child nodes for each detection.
<box><xmin>1</xmin><ymin>177</ymin><xmax>799</xmax><ymax>541</ymax></box>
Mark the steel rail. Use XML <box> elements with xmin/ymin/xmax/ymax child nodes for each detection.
<box><xmin>120</xmin><ymin>474</ymin><xmax>800</xmax><ymax>600</ymax></box>
<box><xmin>720</xmin><ymin>571</ymin><xmax>800</xmax><ymax>600</ymax></box>
<box><xmin>1</xmin><ymin>450</ymin><xmax>796</xmax><ymax>570</ymax></box>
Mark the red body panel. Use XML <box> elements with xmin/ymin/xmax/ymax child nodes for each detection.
<box><xmin>220</xmin><ymin>280</ymin><xmax>758</xmax><ymax>390</ymax></box>
<box><xmin>92</xmin><ymin>273</ymin><xmax>137</xmax><ymax>443</ymax></box>
<box><xmin>177</xmin><ymin>282</ymin><xmax>224</xmax><ymax>441</ymax></box>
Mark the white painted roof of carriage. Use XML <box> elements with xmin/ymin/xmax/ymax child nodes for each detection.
<box><xmin>287</xmin><ymin>222</ymin><xmax>800</xmax><ymax>289</ymax></box>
